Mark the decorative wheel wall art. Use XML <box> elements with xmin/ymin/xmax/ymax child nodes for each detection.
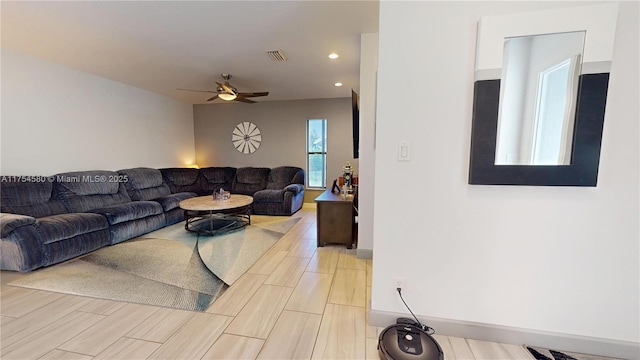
<box><xmin>232</xmin><ymin>122</ymin><xmax>261</xmax><ymax>154</ymax></box>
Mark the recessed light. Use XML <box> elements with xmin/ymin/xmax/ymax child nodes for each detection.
<box><xmin>334</xmin><ymin>82</ymin><xmax>343</xmax><ymax>87</ymax></box>
<box><xmin>328</xmin><ymin>53</ymin><xmax>339</xmax><ymax>60</ymax></box>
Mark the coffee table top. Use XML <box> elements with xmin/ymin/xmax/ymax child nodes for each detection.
<box><xmin>179</xmin><ymin>194</ymin><xmax>253</xmax><ymax>211</ymax></box>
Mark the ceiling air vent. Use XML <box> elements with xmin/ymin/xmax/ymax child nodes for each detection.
<box><xmin>266</xmin><ymin>50</ymin><xmax>287</xmax><ymax>62</ymax></box>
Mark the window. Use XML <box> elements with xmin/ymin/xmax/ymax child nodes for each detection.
<box><xmin>307</xmin><ymin>119</ymin><xmax>327</xmax><ymax>188</ymax></box>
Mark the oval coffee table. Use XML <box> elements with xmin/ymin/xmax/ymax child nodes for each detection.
<box><xmin>179</xmin><ymin>194</ymin><xmax>253</xmax><ymax>235</ymax></box>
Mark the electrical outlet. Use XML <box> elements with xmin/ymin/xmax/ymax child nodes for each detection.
<box><xmin>394</xmin><ymin>277</ymin><xmax>406</xmax><ymax>290</ymax></box>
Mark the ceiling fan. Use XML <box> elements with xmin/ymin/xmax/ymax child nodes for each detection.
<box><xmin>178</xmin><ymin>73</ymin><xmax>269</xmax><ymax>104</ymax></box>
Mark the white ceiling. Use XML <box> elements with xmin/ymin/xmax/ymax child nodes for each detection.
<box><xmin>1</xmin><ymin>1</ymin><xmax>379</xmax><ymax>104</ymax></box>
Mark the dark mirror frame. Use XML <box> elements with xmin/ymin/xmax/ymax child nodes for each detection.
<box><xmin>468</xmin><ymin>73</ymin><xmax>609</xmax><ymax>186</ymax></box>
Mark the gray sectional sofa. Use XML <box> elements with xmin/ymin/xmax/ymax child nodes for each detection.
<box><xmin>159</xmin><ymin>166</ymin><xmax>305</xmax><ymax>216</ymax></box>
<box><xmin>0</xmin><ymin>166</ymin><xmax>304</xmax><ymax>272</ymax></box>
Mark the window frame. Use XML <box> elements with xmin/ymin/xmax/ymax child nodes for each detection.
<box><xmin>306</xmin><ymin>118</ymin><xmax>327</xmax><ymax>189</ymax></box>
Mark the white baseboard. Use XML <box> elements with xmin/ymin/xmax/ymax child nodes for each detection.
<box><xmin>356</xmin><ymin>249</ymin><xmax>373</xmax><ymax>259</ymax></box>
<box><xmin>369</xmin><ymin>309</ymin><xmax>639</xmax><ymax>360</ymax></box>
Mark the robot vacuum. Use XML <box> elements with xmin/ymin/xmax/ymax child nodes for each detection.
<box><xmin>378</xmin><ymin>318</ymin><xmax>444</xmax><ymax>360</ymax></box>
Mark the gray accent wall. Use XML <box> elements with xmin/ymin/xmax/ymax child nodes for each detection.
<box><xmin>193</xmin><ymin>98</ymin><xmax>359</xmax><ymax>198</ymax></box>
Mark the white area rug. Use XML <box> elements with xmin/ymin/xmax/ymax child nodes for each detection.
<box><xmin>139</xmin><ymin>216</ymin><xmax>301</xmax><ymax>285</ymax></box>
<box><xmin>9</xmin><ymin>216</ymin><xmax>300</xmax><ymax>311</ymax></box>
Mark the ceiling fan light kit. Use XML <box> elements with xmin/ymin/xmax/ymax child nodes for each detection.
<box><xmin>218</xmin><ymin>92</ymin><xmax>237</xmax><ymax>101</ymax></box>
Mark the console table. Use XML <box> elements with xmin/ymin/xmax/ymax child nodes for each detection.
<box><xmin>315</xmin><ymin>188</ymin><xmax>356</xmax><ymax>249</ymax></box>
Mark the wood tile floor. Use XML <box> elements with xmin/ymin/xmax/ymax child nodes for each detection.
<box><xmin>1</xmin><ymin>204</ymin><xmax>535</xmax><ymax>359</ymax></box>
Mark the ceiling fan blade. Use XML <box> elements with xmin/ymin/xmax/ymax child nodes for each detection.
<box><xmin>206</xmin><ymin>94</ymin><xmax>219</xmax><ymax>101</ymax></box>
<box><xmin>237</xmin><ymin>92</ymin><xmax>269</xmax><ymax>98</ymax></box>
<box><xmin>216</xmin><ymin>81</ymin><xmax>236</xmax><ymax>95</ymax></box>
<box><xmin>234</xmin><ymin>98</ymin><xmax>256</xmax><ymax>104</ymax></box>
<box><xmin>177</xmin><ymin>88</ymin><xmax>218</xmax><ymax>94</ymax></box>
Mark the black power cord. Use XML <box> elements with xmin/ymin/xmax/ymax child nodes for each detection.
<box><xmin>396</xmin><ymin>287</ymin><xmax>435</xmax><ymax>335</ymax></box>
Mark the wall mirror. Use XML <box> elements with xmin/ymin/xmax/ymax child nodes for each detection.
<box><xmin>469</xmin><ymin>4</ymin><xmax>618</xmax><ymax>186</ymax></box>
<box><xmin>496</xmin><ymin>31</ymin><xmax>585</xmax><ymax>166</ymax></box>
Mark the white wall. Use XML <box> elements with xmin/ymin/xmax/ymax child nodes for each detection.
<box><xmin>1</xmin><ymin>49</ymin><xmax>195</xmax><ymax>175</ymax></box>
<box><xmin>372</xmin><ymin>0</ymin><xmax>638</xmax><ymax>355</ymax></box>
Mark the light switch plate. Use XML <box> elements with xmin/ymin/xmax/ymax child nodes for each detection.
<box><xmin>398</xmin><ymin>142</ymin><xmax>410</xmax><ymax>161</ymax></box>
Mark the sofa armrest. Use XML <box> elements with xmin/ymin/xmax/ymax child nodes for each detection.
<box><xmin>284</xmin><ymin>184</ymin><xmax>304</xmax><ymax>195</ymax></box>
<box><xmin>154</xmin><ymin>192</ymin><xmax>197</xmax><ymax>212</ymax></box>
<box><xmin>0</xmin><ymin>213</ymin><xmax>45</xmax><ymax>272</ymax></box>
<box><xmin>1</xmin><ymin>213</ymin><xmax>37</xmax><ymax>238</ymax></box>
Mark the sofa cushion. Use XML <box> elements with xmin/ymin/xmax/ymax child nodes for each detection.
<box><xmin>266</xmin><ymin>167</ymin><xmax>305</xmax><ymax>190</ymax></box>
<box><xmin>253</xmin><ymin>189</ymin><xmax>285</xmax><ymax>203</ymax></box>
<box><xmin>88</xmin><ymin>201</ymin><xmax>163</xmax><ymax>226</ymax></box>
<box><xmin>159</xmin><ymin>168</ymin><xmax>201</xmax><ymax>194</ymax></box>
<box><xmin>43</xmin><ymin>229</ymin><xmax>110</xmax><ymax>266</ymax></box>
<box><xmin>253</xmin><ymin>190</ymin><xmax>304</xmax><ymax>216</ymax></box>
<box><xmin>118</xmin><ymin>167</ymin><xmax>171</xmax><ymax>201</ymax></box>
<box><xmin>201</xmin><ymin>167</ymin><xmax>236</xmax><ymax>183</ymax></box>
<box><xmin>53</xmin><ymin>171</ymin><xmax>132</xmax><ymax>213</ymax></box>
<box><xmin>232</xmin><ymin>167</ymin><xmax>270</xmax><ymax>196</ymax></box>
<box><xmin>55</xmin><ymin>171</ymin><xmax>121</xmax><ymax>195</ymax></box>
<box><xmin>200</xmin><ymin>167</ymin><xmax>236</xmax><ymax>194</ymax></box>
<box><xmin>154</xmin><ymin>192</ymin><xmax>197</xmax><ymax>212</ymax></box>
<box><xmin>1</xmin><ymin>179</ymin><xmax>68</xmax><ymax>218</ymax></box>
<box><xmin>38</xmin><ymin>213</ymin><xmax>109</xmax><ymax>245</ymax></box>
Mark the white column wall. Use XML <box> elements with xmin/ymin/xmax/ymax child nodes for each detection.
<box><xmin>356</xmin><ymin>32</ymin><xmax>379</xmax><ymax>258</ymax></box>
<box><xmin>371</xmin><ymin>0</ymin><xmax>638</xmax><ymax>349</ymax></box>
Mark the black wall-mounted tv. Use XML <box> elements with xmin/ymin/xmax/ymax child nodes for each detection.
<box><xmin>352</xmin><ymin>89</ymin><xmax>360</xmax><ymax>159</ymax></box>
